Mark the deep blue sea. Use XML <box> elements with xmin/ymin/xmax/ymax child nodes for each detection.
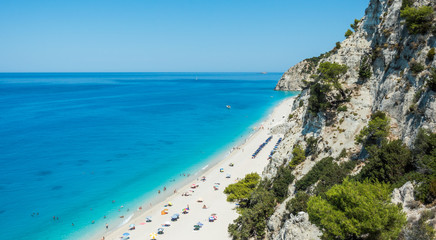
<box><xmin>0</xmin><ymin>72</ymin><xmax>294</xmax><ymax>239</ymax></box>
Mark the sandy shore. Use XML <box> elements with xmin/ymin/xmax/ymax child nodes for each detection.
<box><xmin>99</xmin><ymin>97</ymin><xmax>295</xmax><ymax>240</ymax></box>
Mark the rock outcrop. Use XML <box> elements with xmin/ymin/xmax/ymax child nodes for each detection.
<box><xmin>266</xmin><ymin>0</ymin><xmax>436</xmax><ymax>238</ymax></box>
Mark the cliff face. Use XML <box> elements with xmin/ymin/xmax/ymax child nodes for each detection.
<box><xmin>268</xmin><ymin>0</ymin><xmax>436</xmax><ymax>238</ymax></box>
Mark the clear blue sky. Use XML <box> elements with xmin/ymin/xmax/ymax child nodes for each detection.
<box><xmin>0</xmin><ymin>0</ymin><xmax>369</xmax><ymax>72</ymax></box>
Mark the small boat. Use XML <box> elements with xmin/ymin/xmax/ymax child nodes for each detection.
<box><xmin>226</xmin><ymin>105</ymin><xmax>231</xmax><ymax>109</ymax></box>
<box><xmin>260</xmin><ymin>72</ymin><xmax>267</xmax><ymax>74</ymax></box>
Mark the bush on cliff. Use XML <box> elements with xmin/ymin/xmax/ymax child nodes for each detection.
<box><xmin>428</xmin><ymin>68</ymin><xmax>436</xmax><ymax>91</ymax></box>
<box><xmin>428</xmin><ymin>48</ymin><xmax>435</xmax><ymax>61</ymax></box>
<box><xmin>286</xmin><ymin>191</ymin><xmax>310</xmax><ymax>215</ymax></box>
<box><xmin>410</xmin><ymin>59</ymin><xmax>425</xmax><ymax>74</ymax></box>
<box><xmin>358</xmin><ymin>56</ymin><xmax>372</xmax><ymax>80</ymax></box>
<box><xmin>228</xmin><ymin>184</ymin><xmax>276</xmax><ymax>240</ymax></box>
<box><xmin>295</xmin><ymin>157</ymin><xmax>356</xmax><ymax>194</ymax></box>
<box><xmin>289</xmin><ymin>145</ymin><xmax>306</xmax><ymax>169</ymax></box>
<box><xmin>224</xmin><ymin>173</ymin><xmax>260</xmax><ymax>203</ymax></box>
<box><xmin>345</xmin><ymin>29</ymin><xmax>353</xmax><ymax>38</ymax></box>
<box><xmin>272</xmin><ymin>166</ymin><xmax>295</xmax><ymax>202</ymax></box>
<box><xmin>400</xmin><ymin>6</ymin><xmax>434</xmax><ymax>34</ymax></box>
<box><xmin>413</xmin><ymin>128</ymin><xmax>436</xmax><ymax>204</ymax></box>
<box><xmin>355</xmin><ymin>111</ymin><xmax>390</xmax><ymax>147</ymax></box>
<box><xmin>307</xmin><ymin>179</ymin><xmax>407</xmax><ymax>240</ymax></box>
<box><xmin>227</xmin><ymin>166</ymin><xmax>295</xmax><ymax>239</ymax></box>
<box><xmin>350</xmin><ymin>19</ymin><xmax>361</xmax><ymax>31</ymax></box>
<box><xmin>357</xmin><ymin>140</ymin><xmax>413</xmax><ymax>184</ymax></box>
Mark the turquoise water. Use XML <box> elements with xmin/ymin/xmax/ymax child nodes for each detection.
<box><xmin>0</xmin><ymin>72</ymin><xmax>294</xmax><ymax>239</ymax></box>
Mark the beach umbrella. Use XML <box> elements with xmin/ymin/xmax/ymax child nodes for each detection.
<box><xmin>168</xmin><ymin>202</ymin><xmax>172</xmax><ymax>206</ymax></box>
<box><xmin>209</xmin><ymin>216</ymin><xmax>215</xmax><ymax>221</ymax></box>
<box><xmin>197</xmin><ymin>222</ymin><xmax>203</xmax><ymax>226</ymax></box>
<box><xmin>129</xmin><ymin>224</ymin><xmax>135</xmax><ymax>228</ymax></box>
<box><xmin>146</xmin><ymin>216</ymin><xmax>152</xmax><ymax>222</ymax></box>
<box><xmin>197</xmin><ymin>198</ymin><xmax>203</xmax><ymax>202</ymax></box>
<box><xmin>122</xmin><ymin>233</ymin><xmax>130</xmax><ymax>236</ymax></box>
<box><xmin>150</xmin><ymin>232</ymin><xmax>157</xmax><ymax>239</ymax></box>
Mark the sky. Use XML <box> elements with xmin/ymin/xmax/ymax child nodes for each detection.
<box><xmin>0</xmin><ymin>0</ymin><xmax>369</xmax><ymax>72</ymax></box>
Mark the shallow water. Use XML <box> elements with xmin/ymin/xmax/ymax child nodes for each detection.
<box><xmin>0</xmin><ymin>72</ymin><xmax>295</xmax><ymax>239</ymax></box>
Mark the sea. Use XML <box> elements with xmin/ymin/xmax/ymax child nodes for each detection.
<box><xmin>0</xmin><ymin>72</ymin><xmax>296</xmax><ymax>239</ymax></box>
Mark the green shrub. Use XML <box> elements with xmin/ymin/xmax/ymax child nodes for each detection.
<box><xmin>308</xmin><ymin>82</ymin><xmax>331</xmax><ymax>114</ymax></box>
<box><xmin>228</xmin><ymin>185</ymin><xmax>276</xmax><ymax>239</ymax></box>
<box><xmin>228</xmin><ymin>166</ymin><xmax>296</xmax><ymax>239</ymax></box>
<box><xmin>337</xmin><ymin>105</ymin><xmax>347</xmax><ymax>112</ymax></box>
<box><xmin>400</xmin><ymin>6</ymin><xmax>434</xmax><ymax>34</ymax></box>
<box><xmin>357</xmin><ymin>140</ymin><xmax>413</xmax><ymax>184</ymax></box>
<box><xmin>289</xmin><ymin>145</ymin><xmax>306</xmax><ymax>169</ymax></box>
<box><xmin>299</xmin><ymin>100</ymin><xmax>304</xmax><ymax>108</ymax></box>
<box><xmin>410</xmin><ymin>60</ymin><xmax>425</xmax><ymax>74</ymax></box>
<box><xmin>401</xmin><ymin>0</ymin><xmax>413</xmax><ymax>10</ymax></box>
<box><xmin>428</xmin><ymin>68</ymin><xmax>436</xmax><ymax>91</ymax></box>
<box><xmin>272</xmin><ymin>166</ymin><xmax>295</xmax><ymax>202</ymax></box>
<box><xmin>413</xmin><ymin>89</ymin><xmax>423</xmax><ymax>103</ymax></box>
<box><xmin>288</xmin><ymin>114</ymin><xmax>294</xmax><ymax>120</ymax></box>
<box><xmin>350</xmin><ymin>19</ymin><xmax>361</xmax><ymax>31</ymax></box>
<box><xmin>428</xmin><ymin>48</ymin><xmax>435</xmax><ymax>61</ymax></box>
<box><xmin>294</xmin><ymin>157</ymin><xmax>356</xmax><ymax>193</ymax></box>
<box><xmin>335</xmin><ymin>42</ymin><xmax>341</xmax><ymax>49</ymax></box>
<box><xmin>224</xmin><ymin>173</ymin><xmax>260</xmax><ymax>203</ymax></box>
<box><xmin>295</xmin><ymin>157</ymin><xmax>334</xmax><ymax>191</ymax></box>
<box><xmin>413</xmin><ymin>129</ymin><xmax>436</xmax><ymax>204</ymax></box>
<box><xmin>314</xmin><ymin>159</ymin><xmax>357</xmax><ymax>195</ymax></box>
<box><xmin>305</xmin><ymin>136</ymin><xmax>318</xmax><ymax>155</ymax></box>
<box><xmin>339</xmin><ymin>148</ymin><xmax>347</xmax><ymax>159</ymax></box>
<box><xmin>355</xmin><ymin>111</ymin><xmax>390</xmax><ymax>147</ymax></box>
<box><xmin>308</xmin><ymin>179</ymin><xmax>407</xmax><ymax>240</ymax></box>
<box><xmin>358</xmin><ymin>56</ymin><xmax>372</xmax><ymax>80</ymax></box>
<box><xmin>286</xmin><ymin>191</ymin><xmax>310</xmax><ymax>215</ymax></box>
<box><xmin>345</xmin><ymin>29</ymin><xmax>353</xmax><ymax>38</ymax></box>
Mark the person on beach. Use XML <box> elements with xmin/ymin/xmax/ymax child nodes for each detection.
<box><xmin>72</xmin><ymin>223</ymin><xmax>74</xmax><ymax>226</ymax></box>
<box><xmin>106</xmin><ymin>223</ymin><xmax>108</xmax><ymax>229</ymax></box>
<box><xmin>163</xmin><ymin>186</ymin><xmax>166</xmax><ymax>191</ymax></box>
<box><xmin>158</xmin><ymin>190</ymin><xmax>161</xmax><ymax>194</ymax></box>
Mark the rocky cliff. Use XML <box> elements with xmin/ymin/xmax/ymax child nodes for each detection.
<box><xmin>267</xmin><ymin>0</ymin><xmax>436</xmax><ymax>239</ymax></box>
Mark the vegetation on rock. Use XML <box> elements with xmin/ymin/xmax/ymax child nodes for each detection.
<box><xmin>345</xmin><ymin>29</ymin><xmax>353</xmax><ymax>38</ymax></box>
<box><xmin>355</xmin><ymin>111</ymin><xmax>390</xmax><ymax>147</ymax></box>
<box><xmin>409</xmin><ymin>59</ymin><xmax>425</xmax><ymax>74</ymax></box>
<box><xmin>224</xmin><ymin>173</ymin><xmax>260</xmax><ymax>203</ymax></box>
<box><xmin>350</xmin><ymin>19</ymin><xmax>361</xmax><ymax>31</ymax></box>
<box><xmin>289</xmin><ymin>145</ymin><xmax>306</xmax><ymax>169</ymax></box>
<box><xmin>428</xmin><ymin>68</ymin><xmax>436</xmax><ymax>91</ymax></box>
<box><xmin>427</xmin><ymin>47</ymin><xmax>435</xmax><ymax>61</ymax></box>
<box><xmin>227</xmin><ymin>166</ymin><xmax>295</xmax><ymax>239</ymax></box>
<box><xmin>400</xmin><ymin>6</ymin><xmax>434</xmax><ymax>34</ymax></box>
<box><xmin>358</xmin><ymin>56</ymin><xmax>372</xmax><ymax>80</ymax></box>
<box><xmin>357</xmin><ymin>140</ymin><xmax>413</xmax><ymax>184</ymax></box>
<box><xmin>286</xmin><ymin>191</ymin><xmax>310</xmax><ymax>215</ymax></box>
<box><xmin>307</xmin><ymin>179</ymin><xmax>407</xmax><ymax>240</ymax></box>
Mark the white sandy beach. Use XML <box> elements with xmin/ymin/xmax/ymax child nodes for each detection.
<box><xmin>100</xmin><ymin>97</ymin><xmax>295</xmax><ymax>240</ymax></box>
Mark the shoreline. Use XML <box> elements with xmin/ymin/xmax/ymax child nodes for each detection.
<box><xmin>96</xmin><ymin>96</ymin><xmax>296</xmax><ymax>240</ymax></box>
